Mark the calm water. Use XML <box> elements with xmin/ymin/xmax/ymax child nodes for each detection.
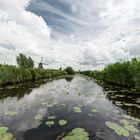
<box><xmin>0</xmin><ymin>75</ymin><xmax>140</xmax><ymax>140</ymax></box>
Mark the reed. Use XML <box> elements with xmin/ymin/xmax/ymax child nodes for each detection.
<box><xmin>81</xmin><ymin>58</ymin><xmax>140</xmax><ymax>90</ymax></box>
<box><xmin>0</xmin><ymin>64</ymin><xmax>67</xmax><ymax>86</ymax></box>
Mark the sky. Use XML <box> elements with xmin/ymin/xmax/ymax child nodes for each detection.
<box><xmin>0</xmin><ymin>0</ymin><xmax>140</xmax><ymax>70</ymax></box>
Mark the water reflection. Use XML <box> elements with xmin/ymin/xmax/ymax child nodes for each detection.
<box><xmin>103</xmin><ymin>84</ymin><xmax>140</xmax><ymax>119</ymax></box>
<box><xmin>0</xmin><ymin>75</ymin><xmax>139</xmax><ymax>140</ymax></box>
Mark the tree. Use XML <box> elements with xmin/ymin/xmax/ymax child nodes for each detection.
<box><xmin>65</xmin><ymin>67</ymin><xmax>75</xmax><ymax>75</ymax></box>
<box><xmin>28</xmin><ymin>56</ymin><xmax>34</xmax><ymax>68</ymax></box>
<box><xmin>16</xmin><ymin>53</ymin><xmax>34</xmax><ymax>68</ymax></box>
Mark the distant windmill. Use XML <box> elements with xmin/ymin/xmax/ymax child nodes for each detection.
<box><xmin>34</xmin><ymin>57</ymin><xmax>49</xmax><ymax>69</ymax></box>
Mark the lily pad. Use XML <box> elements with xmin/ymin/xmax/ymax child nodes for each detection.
<box><xmin>123</xmin><ymin>103</ymin><xmax>135</xmax><ymax>106</ymax></box>
<box><xmin>59</xmin><ymin>120</ymin><xmax>67</xmax><ymax>126</ymax></box>
<box><xmin>47</xmin><ymin>104</ymin><xmax>54</xmax><ymax>108</ymax></box>
<box><xmin>34</xmin><ymin>115</ymin><xmax>42</xmax><ymax>120</ymax></box>
<box><xmin>41</xmin><ymin>102</ymin><xmax>48</xmax><ymax>105</ymax></box>
<box><xmin>0</xmin><ymin>126</ymin><xmax>15</xmax><ymax>140</ymax></box>
<box><xmin>72</xmin><ymin>128</ymin><xmax>85</xmax><ymax>133</ymax></box>
<box><xmin>91</xmin><ymin>109</ymin><xmax>98</xmax><ymax>113</ymax></box>
<box><xmin>105</xmin><ymin>121</ymin><xmax>129</xmax><ymax>137</ymax></box>
<box><xmin>46</xmin><ymin>121</ymin><xmax>54</xmax><ymax>127</ymax></box>
<box><xmin>73</xmin><ymin>107</ymin><xmax>82</xmax><ymax>113</ymax></box>
<box><xmin>0</xmin><ymin>127</ymin><xmax>9</xmax><ymax>136</ymax></box>
<box><xmin>123</xmin><ymin>115</ymin><xmax>140</xmax><ymax>123</ymax></box>
<box><xmin>88</xmin><ymin>114</ymin><xmax>93</xmax><ymax>117</ymax></box>
<box><xmin>120</xmin><ymin>119</ymin><xmax>129</xmax><ymax>125</ymax></box>
<box><xmin>123</xmin><ymin>124</ymin><xmax>139</xmax><ymax>133</ymax></box>
<box><xmin>5</xmin><ymin>111</ymin><xmax>17</xmax><ymax>116</ymax></box>
<box><xmin>115</xmin><ymin>102</ymin><xmax>123</xmax><ymax>106</ymax></box>
<box><xmin>47</xmin><ymin>116</ymin><xmax>56</xmax><ymax>120</ymax></box>
<box><xmin>134</xmin><ymin>135</ymin><xmax>140</xmax><ymax>140</ymax></box>
<box><xmin>62</xmin><ymin>128</ymin><xmax>89</xmax><ymax>140</ymax></box>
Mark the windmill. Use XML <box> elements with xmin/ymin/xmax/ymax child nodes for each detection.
<box><xmin>34</xmin><ymin>57</ymin><xmax>49</xmax><ymax>69</ymax></box>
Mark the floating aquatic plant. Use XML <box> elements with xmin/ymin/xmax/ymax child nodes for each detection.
<box><xmin>134</xmin><ymin>135</ymin><xmax>140</xmax><ymax>140</ymax></box>
<box><xmin>120</xmin><ymin>119</ymin><xmax>129</xmax><ymax>125</ymax></box>
<box><xmin>41</xmin><ymin>102</ymin><xmax>48</xmax><ymax>105</ymax></box>
<box><xmin>47</xmin><ymin>116</ymin><xmax>56</xmax><ymax>120</ymax></box>
<box><xmin>73</xmin><ymin>107</ymin><xmax>82</xmax><ymax>113</ymax></box>
<box><xmin>123</xmin><ymin>103</ymin><xmax>135</xmax><ymax>107</ymax></box>
<box><xmin>123</xmin><ymin>124</ymin><xmax>139</xmax><ymax>133</ymax></box>
<box><xmin>62</xmin><ymin>128</ymin><xmax>89</xmax><ymax>140</ymax></box>
<box><xmin>123</xmin><ymin>115</ymin><xmax>140</xmax><ymax>123</ymax></box>
<box><xmin>115</xmin><ymin>101</ymin><xmax>123</xmax><ymax>106</ymax></box>
<box><xmin>72</xmin><ymin>128</ymin><xmax>86</xmax><ymax>133</ymax></box>
<box><xmin>0</xmin><ymin>127</ymin><xmax>9</xmax><ymax>136</ymax></box>
<box><xmin>47</xmin><ymin>104</ymin><xmax>54</xmax><ymax>108</ymax></box>
<box><xmin>105</xmin><ymin>121</ymin><xmax>129</xmax><ymax>137</ymax></box>
<box><xmin>91</xmin><ymin>109</ymin><xmax>98</xmax><ymax>113</ymax></box>
<box><xmin>0</xmin><ymin>126</ymin><xmax>15</xmax><ymax>140</ymax></box>
<box><xmin>5</xmin><ymin>111</ymin><xmax>17</xmax><ymax>116</ymax></box>
<box><xmin>115</xmin><ymin>101</ymin><xmax>122</xmax><ymax>104</ymax></box>
<box><xmin>88</xmin><ymin>114</ymin><xmax>93</xmax><ymax>117</ymax></box>
<box><xmin>59</xmin><ymin>120</ymin><xmax>67</xmax><ymax>126</ymax></box>
<box><xmin>46</xmin><ymin>121</ymin><xmax>54</xmax><ymax>127</ymax></box>
<box><xmin>34</xmin><ymin>115</ymin><xmax>42</xmax><ymax>120</ymax></box>
<box><xmin>52</xmin><ymin>100</ymin><xmax>57</xmax><ymax>105</ymax></box>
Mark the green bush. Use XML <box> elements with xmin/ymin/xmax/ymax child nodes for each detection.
<box><xmin>65</xmin><ymin>67</ymin><xmax>75</xmax><ymax>75</ymax></box>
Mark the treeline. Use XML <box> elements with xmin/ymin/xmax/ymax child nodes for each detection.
<box><xmin>80</xmin><ymin>58</ymin><xmax>140</xmax><ymax>90</ymax></box>
<box><xmin>0</xmin><ymin>64</ymin><xmax>67</xmax><ymax>86</ymax></box>
<box><xmin>0</xmin><ymin>53</ymin><xmax>76</xmax><ymax>86</ymax></box>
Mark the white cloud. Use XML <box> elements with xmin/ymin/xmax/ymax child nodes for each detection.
<box><xmin>0</xmin><ymin>0</ymin><xmax>140</xmax><ymax>70</ymax></box>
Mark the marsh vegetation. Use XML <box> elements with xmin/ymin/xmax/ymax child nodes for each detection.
<box><xmin>0</xmin><ymin>53</ymin><xmax>68</xmax><ymax>86</ymax></box>
<box><xmin>81</xmin><ymin>58</ymin><xmax>140</xmax><ymax>90</ymax></box>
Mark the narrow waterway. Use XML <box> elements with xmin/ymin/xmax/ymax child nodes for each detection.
<box><xmin>0</xmin><ymin>75</ymin><xmax>140</xmax><ymax>140</ymax></box>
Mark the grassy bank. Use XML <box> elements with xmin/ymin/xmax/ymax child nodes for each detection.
<box><xmin>80</xmin><ymin>58</ymin><xmax>140</xmax><ymax>90</ymax></box>
<box><xmin>0</xmin><ymin>64</ymin><xmax>67</xmax><ymax>86</ymax></box>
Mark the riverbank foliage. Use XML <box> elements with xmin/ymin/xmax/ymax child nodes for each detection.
<box><xmin>0</xmin><ymin>64</ymin><xmax>67</xmax><ymax>86</ymax></box>
<box><xmin>17</xmin><ymin>53</ymin><xmax>34</xmax><ymax>68</ymax></box>
<box><xmin>65</xmin><ymin>67</ymin><xmax>75</xmax><ymax>75</ymax></box>
<box><xmin>81</xmin><ymin>58</ymin><xmax>140</xmax><ymax>90</ymax></box>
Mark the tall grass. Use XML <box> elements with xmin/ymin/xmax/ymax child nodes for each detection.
<box><xmin>0</xmin><ymin>64</ymin><xmax>67</xmax><ymax>86</ymax></box>
<box><xmin>81</xmin><ymin>58</ymin><xmax>140</xmax><ymax>90</ymax></box>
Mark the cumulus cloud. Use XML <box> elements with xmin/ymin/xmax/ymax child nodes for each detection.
<box><xmin>0</xmin><ymin>0</ymin><xmax>140</xmax><ymax>70</ymax></box>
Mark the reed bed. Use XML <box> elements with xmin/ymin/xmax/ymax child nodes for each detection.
<box><xmin>0</xmin><ymin>64</ymin><xmax>67</xmax><ymax>86</ymax></box>
<box><xmin>81</xmin><ymin>58</ymin><xmax>140</xmax><ymax>90</ymax></box>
